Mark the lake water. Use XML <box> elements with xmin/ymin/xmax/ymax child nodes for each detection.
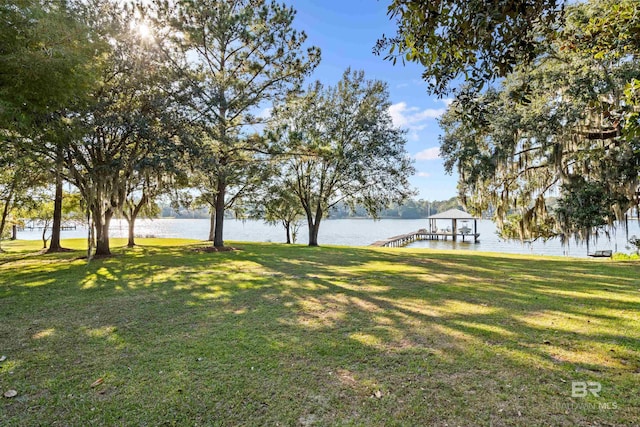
<box><xmin>16</xmin><ymin>217</ymin><xmax>640</xmax><ymax>258</ymax></box>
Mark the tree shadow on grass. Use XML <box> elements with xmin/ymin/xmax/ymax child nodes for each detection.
<box><xmin>1</xmin><ymin>242</ymin><xmax>639</xmax><ymax>425</ymax></box>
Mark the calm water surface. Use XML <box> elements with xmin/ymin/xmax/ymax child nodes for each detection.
<box><xmin>17</xmin><ymin>218</ymin><xmax>640</xmax><ymax>258</ymax></box>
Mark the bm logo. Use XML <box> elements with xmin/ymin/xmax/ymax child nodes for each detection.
<box><xmin>572</xmin><ymin>381</ymin><xmax>602</xmax><ymax>398</ymax></box>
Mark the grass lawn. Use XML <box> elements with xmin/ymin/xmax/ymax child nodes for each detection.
<box><xmin>0</xmin><ymin>239</ymin><xmax>639</xmax><ymax>426</ymax></box>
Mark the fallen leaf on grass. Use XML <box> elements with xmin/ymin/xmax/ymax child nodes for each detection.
<box><xmin>4</xmin><ymin>390</ymin><xmax>17</xmax><ymax>398</ymax></box>
<box><xmin>90</xmin><ymin>378</ymin><xmax>104</xmax><ymax>388</ymax></box>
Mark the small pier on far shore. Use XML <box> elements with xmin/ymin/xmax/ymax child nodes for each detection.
<box><xmin>18</xmin><ymin>223</ymin><xmax>77</xmax><ymax>231</ymax></box>
<box><xmin>370</xmin><ymin>208</ymin><xmax>480</xmax><ymax>248</ymax></box>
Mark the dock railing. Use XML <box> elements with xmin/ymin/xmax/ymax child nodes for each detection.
<box><xmin>371</xmin><ymin>229</ymin><xmax>480</xmax><ymax>247</ymax></box>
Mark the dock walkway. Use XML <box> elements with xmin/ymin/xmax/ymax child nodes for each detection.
<box><xmin>371</xmin><ymin>229</ymin><xmax>480</xmax><ymax>248</ymax></box>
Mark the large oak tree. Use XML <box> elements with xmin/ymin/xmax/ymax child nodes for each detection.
<box><xmin>270</xmin><ymin>69</ymin><xmax>415</xmax><ymax>246</ymax></box>
<box><xmin>439</xmin><ymin>0</ymin><xmax>640</xmax><ymax>244</ymax></box>
<box><xmin>64</xmin><ymin>1</ymin><xmax>182</xmax><ymax>256</ymax></box>
<box><xmin>377</xmin><ymin>0</ymin><xmax>564</xmax><ymax>95</ymax></box>
<box><xmin>1</xmin><ymin>0</ymin><xmax>98</xmax><ymax>252</ymax></box>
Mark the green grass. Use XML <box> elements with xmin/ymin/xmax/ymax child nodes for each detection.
<box><xmin>1</xmin><ymin>239</ymin><xmax>639</xmax><ymax>426</ymax></box>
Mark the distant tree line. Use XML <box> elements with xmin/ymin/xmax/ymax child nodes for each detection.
<box><xmin>328</xmin><ymin>197</ymin><xmax>463</xmax><ymax>219</ymax></box>
<box><xmin>158</xmin><ymin>196</ymin><xmax>463</xmax><ymax>221</ymax></box>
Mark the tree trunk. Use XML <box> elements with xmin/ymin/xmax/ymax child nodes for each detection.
<box><xmin>0</xmin><ymin>180</ymin><xmax>16</xmax><ymax>252</ymax></box>
<box><xmin>95</xmin><ymin>222</ymin><xmax>111</xmax><ymax>255</ymax></box>
<box><xmin>126</xmin><ymin>195</ymin><xmax>147</xmax><ymax>248</ymax></box>
<box><xmin>86</xmin><ymin>211</ymin><xmax>93</xmax><ymax>260</ymax></box>
<box><xmin>11</xmin><ymin>225</ymin><xmax>17</xmax><ymax>240</ymax></box>
<box><xmin>47</xmin><ymin>154</ymin><xmax>64</xmax><ymax>252</ymax></box>
<box><xmin>127</xmin><ymin>219</ymin><xmax>135</xmax><ymax>248</ymax></box>
<box><xmin>0</xmin><ymin>208</ymin><xmax>7</xmax><ymax>253</ymax></box>
<box><xmin>291</xmin><ymin>221</ymin><xmax>300</xmax><ymax>244</ymax></box>
<box><xmin>208</xmin><ymin>209</ymin><xmax>215</xmax><ymax>241</ymax></box>
<box><xmin>307</xmin><ymin>204</ymin><xmax>322</xmax><ymax>246</ymax></box>
<box><xmin>42</xmin><ymin>224</ymin><xmax>48</xmax><ymax>249</ymax></box>
<box><xmin>308</xmin><ymin>219</ymin><xmax>321</xmax><ymax>246</ymax></box>
<box><xmin>213</xmin><ymin>180</ymin><xmax>226</xmax><ymax>248</ymax></box>
<box><xmin>284</xmin><ymin>220</ymin><xmax>291</xmax><ymax>244</ymax></box>
<box><xmin>94</xmin><ymin>210</ymin><xmax>113</xmax><ymax>256</ymax></box>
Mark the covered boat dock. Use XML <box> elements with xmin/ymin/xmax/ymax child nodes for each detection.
<box><xmin>371</xmin><ymin>208</ymin><xmax>480</xmax><ymax>247</ymax></box>
<box><xmin>426</xmin><ymin>208</ymin><xmax>480</xmax><ymax>243</ymax></box>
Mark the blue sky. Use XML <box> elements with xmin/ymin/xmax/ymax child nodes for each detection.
<box><xmin>285</xmin><ymin>0</ymin><xmax>459</xmax><ymax>201</ymax></box>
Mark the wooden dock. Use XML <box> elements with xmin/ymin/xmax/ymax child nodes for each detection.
<box><xmin>371</xmin><ymin>229</ymin><xmax>480</xmax><ymax>248</ymax></box>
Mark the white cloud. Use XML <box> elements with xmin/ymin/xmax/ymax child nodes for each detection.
<box><xmin>407</xmin><ymin>131</ymin><xmax>420</xmax><ymax>142</ymax></box>
<box><xmin>257</xmin><ymin>107</ymin><xmax>272</xmax><ymax>119</ymax></box>
<box><xmin>416</xmin><ymin>171</ymin><xmax>431</xmax><ymax>178</ymax></box>
<box><xmin>388</xmin><ymin>102</ymin><xmax>415</xmax><ymax>127</ymax></box>
<box><xmin>388</xmin><ymin>102</ymin><xmax>446</xmax><ymax>133</ymax></box>
<box><xmin>415</xmin><ymin>147</ymin><xmax>440</xmax><ymax>161</ymax></box>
